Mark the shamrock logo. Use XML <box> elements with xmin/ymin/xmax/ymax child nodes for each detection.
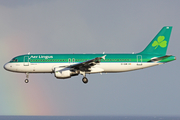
<box><xmin>152</xmin><ymin>36</ymin><xmax>167</xmax><ymax>49</ymax></box>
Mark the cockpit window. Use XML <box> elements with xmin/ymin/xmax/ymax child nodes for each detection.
<box><xmin>10</xmin><ymin>58</ymin><xmax>18</xmax><ymax>62</ymax></box>
<box><xmin>10</xmin><ymin>59</ymin><xmax>15</xmax><ymax>62</ymax></box>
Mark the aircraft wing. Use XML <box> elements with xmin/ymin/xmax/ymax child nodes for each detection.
<box><xmin>68</xmin><ymin>55</ymin><xmax>106</xmax><ymax>71</ymax></box>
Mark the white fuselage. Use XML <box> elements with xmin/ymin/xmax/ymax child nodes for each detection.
<box><xmin>4</xmin><ymin>62</ymin><xmax>162</xmax><ymax>74</ymax></box>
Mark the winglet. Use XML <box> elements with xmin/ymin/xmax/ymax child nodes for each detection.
<box><xmin>101</xmin><ymin>55</ymin><xmax>106</xmax><ymax>60</ymax></box>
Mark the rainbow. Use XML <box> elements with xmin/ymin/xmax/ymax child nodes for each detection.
<box><xmin>1</xmin><ymin>36</ymin><xmax>68</xmax><ymax>115</ymax></box>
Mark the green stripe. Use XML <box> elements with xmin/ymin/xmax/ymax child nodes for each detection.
<box><xmin>9</xmin><ymin>54</ymin><xmax>175</xmax><ymax>63</ymax></box>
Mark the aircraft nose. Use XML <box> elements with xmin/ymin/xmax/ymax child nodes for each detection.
<box><xmin>4</xmin><ymin>63</ymin><xmax>7</xmax><ymax>70</ymax></box>
<box><xmin>4</xmin><ymin>63</ymin><xmax>15</xmax><ymax>72</ymax></box>
<box><xmin>3</xmin><ymin>63</ymin><xmax>9</xmax><ymax>70</ymax></box>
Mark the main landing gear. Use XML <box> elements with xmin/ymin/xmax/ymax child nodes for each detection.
<box><xmin>81</xmin><ymin>72</ymin><xmax>88</xmax><ymax>84</ymax></box>
<box><xmin>82</xmin><ymin>77</ymin><xmax>88</xmax><ymax>84</ymax></box>
<box><xmin>25</xmin><ymin>72</ymin><xmax>29</xmax><ymax>83</ymax></box>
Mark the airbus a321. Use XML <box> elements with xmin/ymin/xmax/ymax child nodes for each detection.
<box><xmin>4</xmin><ymin>26</ymin><xmax>176</xmax><ymax>84</ymax></box>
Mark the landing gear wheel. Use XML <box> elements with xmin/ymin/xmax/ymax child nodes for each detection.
<box><xmin>25</xmin><ymin>73</ymin><xmax>29</xmax><ymax>83</ymax></box>
<box><xmin>82</xmin><ymin>77</ymin><xmax>88</xmax><ymax>84</ymax></box>
<box><xmin>25</xmin><ymin>79</ymin><xmax>29</xmax><ymax>83</ymax></box>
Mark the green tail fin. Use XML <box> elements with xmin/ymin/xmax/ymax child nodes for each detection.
<box><xmin>140</xmin><ymin>26</ymin><xmax>172</xmax><ymax>55</ymax></box>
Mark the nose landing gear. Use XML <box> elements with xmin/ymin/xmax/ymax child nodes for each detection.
<box><xmin>25</xmin><ymin>73</ymin><xmax>29</xmax><ymax>83</ymax></box>
<box><xmin>25</xmin><ymin>79</ymin><xmax>29</xmax><ymax>83</ymax></box>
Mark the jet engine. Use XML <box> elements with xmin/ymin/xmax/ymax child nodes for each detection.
<box><xmin>54</xmin><ymin>67</ymin><xmax>79</xmax><ymax>79</ymax></box>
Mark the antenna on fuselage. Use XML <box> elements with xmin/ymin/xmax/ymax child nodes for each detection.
<box><xmin>28</xmin><ymin>52</ymin><xmax>30</xmax><ymax>55</ymax></box>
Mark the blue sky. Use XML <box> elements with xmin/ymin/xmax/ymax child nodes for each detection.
<box><xmin>0</xmin><ymin>0</ymin><xmax>180</xmax><ymax>116</ymax></box>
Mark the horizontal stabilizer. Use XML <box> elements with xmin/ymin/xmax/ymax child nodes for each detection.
<box><xmin>148</xmin><ymin>55</ymin><xmax>172</xmax><ymax>62</ymax></box>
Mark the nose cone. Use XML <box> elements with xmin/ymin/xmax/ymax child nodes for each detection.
<box><xmin>3</xmin><ymin>63</ymin><xmax>7</xmax><ymax>70</ymax></box>
<box><xmin>4</xmin><ymin>63</ymin><xmax>10</xmax><ymax>71</ymax></box>
<box><xmin>4</xmin><ymin>63</ymin><xmax>16</xmax><ymax>72</ymax></box>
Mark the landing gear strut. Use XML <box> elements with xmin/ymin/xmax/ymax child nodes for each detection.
<box><xmin>25</xmin><ymin>73</ymin><xmax>29</xmax><ymax>83</ymax></box>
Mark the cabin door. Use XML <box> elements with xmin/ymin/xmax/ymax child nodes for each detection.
<box><xmin>137</xmin><ymin>55</ymin><xmax>142</xmax><ymax>65</ymax></box>
<box><xmin>24</xmin><ymin>56</ymin><xmax>29</xmax><ymax>66</ymax></box>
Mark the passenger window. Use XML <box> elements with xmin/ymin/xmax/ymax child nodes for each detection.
<box><xmin>68</xmin><ymin>58</ymin><xmax>71</xmax><ymax>63</ymax></box>
<box><xmin>72</xmin><ymin>58</ymin><xmax>75</xmax><ymax>63</ymax></box>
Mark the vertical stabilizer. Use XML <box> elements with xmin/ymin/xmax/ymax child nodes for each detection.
<box><xmin>140</xmin><ymin>26</ymin><xmax>172</xmax><ymax>55</ymax></box>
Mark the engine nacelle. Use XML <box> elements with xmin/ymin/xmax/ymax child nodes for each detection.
<box><xmin>54</xmin><ymin>67</ymin><xmax>79</xmax><ymax>79</ymax></box>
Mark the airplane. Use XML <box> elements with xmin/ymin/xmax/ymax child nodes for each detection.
<box><xmin>4</xmin><ymin>26</ymin><xmax>176</xmax><ymax>84</ymax></box>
